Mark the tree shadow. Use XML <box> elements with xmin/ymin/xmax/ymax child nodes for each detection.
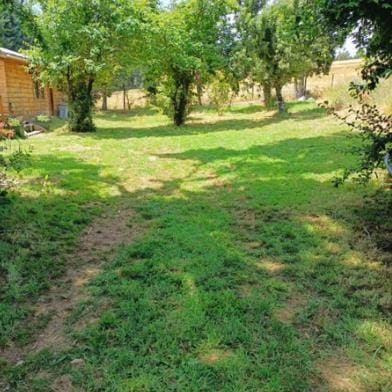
<box><xmin>193</xmin><ymin>103</ymin><xmax>267</xmax><ymax>114</ymax></box>
<box><xmin>95</xmin><ymin>106</ymin><xmax>161</xmax><ymax>121</ymax></box>
<box><xmin>65</xmin><ymin>150</ymin><xmax>388</xmax><ymax>389</ymax></box>
<box><xmin>157</xmin><ymin>133</ymin><xmax>354</xmax><ymax>179</ymax></box>
<box><xmin>69</xmin><ymin>104</ymin><xmax>330</xmax><ymax>141</ymax></box>
<box><xmin>29</xmin><ymin>154</ymin><xmax>122</xmax><ymax>193</ymax></box>
<box><xmin>0</xmin><ymin>154</ymin><xmax>127</xmax><ymax>345</ymax></box>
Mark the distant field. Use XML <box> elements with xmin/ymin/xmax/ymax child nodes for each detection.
<box><xmin>273</xmin><ymin>59</ymin><xmax>362</xmax><ymax>100</ymax></box>
<box><xmin>96</xmin><ymin>89</ymin><xmax>148</xmax><ymax>111</ymax></box>
<box><xmin>99</xmin><ymin>60</ymin><xmax>363</xmax><ymax>111</ymax></box>
<box><xmin>301</xmin><ymin>59</ymin><xmax>362</xmax><ymax>94</ymax></box>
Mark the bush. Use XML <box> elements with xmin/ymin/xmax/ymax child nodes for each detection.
<box><xmin>154</xmin><ymin>92</ymin><xmax>173</xmax><ymax>118</ymax></box>
<box><xmin>35</xmin><ymin>115</ymin><xmax>51</xmax><ymax>123</ymax></box>
<box><xmin>355</xmin><ymin>189</ymin><xmax>392</xmax><ymax>264</ymax></box>
<box><xmin>209</xmin><ymin>71</ymin><xmax>231</xmax><ymax>115</ymax></box>
<box><xmin>7</xmin><ymin>117</ymin><xmax>26</xmax><ymax>139</ymax></box>
<box><xmin>332</xmin><ymin>101</ymin><xmax>392</xmax><ymax>185</ymax></box>
<box><xmin>0</xmin><ymin>141</ymin><xmax>31</xmax><ymax>197</ymax></box>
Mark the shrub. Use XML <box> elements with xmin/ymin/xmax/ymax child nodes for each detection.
<box><xmin>0</xmin><ymin>141</ymin><xmax>31</xmax><ymax>197</ymax></box>
<box><xmin>35</xmin><ymin>115</ymin><xmax>51</xmax><ymax>123</ymax></box>
<box><xmin>355</xmin><ymin>189</ymin><xmax>392</xmax><ymax>264</ymax></box>
<box><xmin>209</xmin><ymin>71</ymin><xmax>231</xmax><ymax>115</ymax></box>
<box><xmin>154</xmin><ymin>91</ymin><xmax>173</xmax><ymax>118</ymax></box>
<box><xmin>7</xmin><ymin>117</ymin><xmax>26</xmax><ymax>139</ymax></box>
<box><xmin>332</xmin><ymin>101</ymin><xmax>392</xmax><ymax>185</ymax></box>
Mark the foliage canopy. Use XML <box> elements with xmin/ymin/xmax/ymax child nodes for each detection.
<box><xmin>28</xmin><ymin>0</ymin><xmax>147</xmax><ymax>132</ymax></box>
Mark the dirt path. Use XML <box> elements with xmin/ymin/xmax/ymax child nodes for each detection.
<box><xmin>0</xmin><ymin>206</ymin><xmax>144</xmax><ymax>363</ymax></box>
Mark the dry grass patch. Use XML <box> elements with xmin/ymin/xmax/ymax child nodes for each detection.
<box><xmin>199</xmin><ymin>349</ymin><xmax>233</xmax><ymax>365</ymax></box>
<box><xmin>256</xmin><ymin>258</ymin><xmax>286</xmax><ymax>274</ymax></box>
<box><xmin>275</xmin><ymin>293</ymin><xmax>308</xmax><ymax>323</ymax></box>
<box><xmin>315</xmin><ymin>355</ymin><xmax>363</xmax><ymax>392</ymax></box>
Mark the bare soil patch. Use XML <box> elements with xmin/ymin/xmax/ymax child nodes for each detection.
<box><xmin>199</xmin><ymin>349</ymin><xmax>233</xmax><ymax>365</ymax></box>
<box><xmin>256</xmin><ymin>258</ymin><xmax>286</xmax><ymax>274</ymax></box>
<box><xmin>315</xmin><ymin>355</ymin><xmax>363</xmax><ymax>392</ymax></box>
<box><xmin>0</xmin><ymin>206</ymin><xmax>144</xmax><ymax>363</ymax></box>
<box><xmin>275</xmin><ymin>293</ymin><xmax>307</xmax><ymax>323</ymax></box>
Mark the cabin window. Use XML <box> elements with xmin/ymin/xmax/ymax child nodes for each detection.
<box><xmin>33</xmin><ymin>81</ymin><xmax>45</xmax><ymax>99</ymax></box>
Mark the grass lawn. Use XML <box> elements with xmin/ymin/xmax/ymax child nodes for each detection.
<box><xmin>0</xmin><ymin>102</ymin><xmax>391</xmax><ymax>391</ymax></box>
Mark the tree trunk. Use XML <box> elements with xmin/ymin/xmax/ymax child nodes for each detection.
<box><xmin>263</xmin><ymin>84</ymin><xmax>273</xmax><ymax>108</ymax></box>
<box><xmin>68</xmin><ymin>78</ymin><xmax>96</xmax><ymax>132</ymax></box>
<box><xmin>196</xmin><ymin>81</ymin><xmax>203</xmax><ymax>106</ymax></box>
<box><xmin>123</xmin><ymin>86</ymin><xmax>126</xmax><ymax>112</ymax></box>
<box><xmin>275</xmin><ymin>85</ymin><xmax>285</xmax><ymax>113</ymax></box>
<box><xmin>195</xmin><ymin>71</ymin><xmax>203</xmax><ymax>106</ymax></box>
<box><xmin>126</xmin><ymin>94</ymin><xmax>132</xmax><ymax>110</ymax></box>
<box><xmin>172</xmin><ymin>78</ymin><xmax>191</xmax><ymax>126</ymax></box>
<box><xmin>101</xmin><ymin>91</ymin><xmax>108</xmax><ymax>111</ymax></box>
<box><xmin>304</xmin><ymin>75</ymin><xmax>308</xmax><ymax>95</ymax></box>
<box><xmin>295</xmin><ymin>76</ymin><xmax>306</xmax><ymax>99</ymax></box>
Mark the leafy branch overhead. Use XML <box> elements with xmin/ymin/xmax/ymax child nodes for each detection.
<box><xmin>331</xmin><ymin>102</ymin><xmax>392</xmax><ymax>185</ymax></box>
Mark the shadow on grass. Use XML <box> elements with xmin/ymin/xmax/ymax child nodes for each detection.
<box><xmin>0</xmin><ymin>155</ymin><xmax>126</xmax><ymax>350</ymax></box>
<box><xmin>69</xmin><ymin>104</ymin><xmax>329</xmax><ymax>141</ymax></box>
<box><xmin>95</xmin><ymin>106</ymin><xmax>161</xmax><ymax>120</ymax></box>
<box><xmin>1</xmin><ymin>131</ymin><xmax>389</xmax><ymax>391</ymax></box>
<box><xmin>157</xmin><ymin>133</ymin><xmax>353</xmax><ymax>184</ymax></box>
<box><xmin>193</xmin><ymin>103</ymin><xmax>267</xmax><ymax>114</ymax></box>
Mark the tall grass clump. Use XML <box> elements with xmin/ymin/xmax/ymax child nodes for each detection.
<box><xmin>323</xmin><ymin>78</ymin><xmax>392</xmax><ymax>113</ymax></box>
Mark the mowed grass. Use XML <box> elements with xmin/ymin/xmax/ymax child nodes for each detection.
<box><xmin>0</xmin><ymin>102</ymin><xmax>391</xmax><ymax>391</ymax></box>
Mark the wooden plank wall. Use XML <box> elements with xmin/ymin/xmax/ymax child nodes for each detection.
<box><xmin>1</xmin><ymin>57</ymin><xmax>65</xmax><ymax>118</ymax></box>
<box><xmin>4</xmin><ymin>58</ymin><xmax>48</xmax><ymax>117</ymax></box>
<box><xmin>0</xmin><ymin>59</ymin><xmax>8</xmax><ymax>115</ymax></box>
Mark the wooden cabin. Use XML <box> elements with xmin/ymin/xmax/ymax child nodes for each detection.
<box><xmin>0</xmin><ymin>47</ymin><xmax>65</xmax><ymax>118</ymax></box>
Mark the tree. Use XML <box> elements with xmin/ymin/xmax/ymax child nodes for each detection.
<box><xmin>236</xmin><ymin>0</ymin><xmax>273</xmax><ymax>107</ymax></box>
<box><xmin>0</xmin><ymin>0</ymin><xmax>35</xmax><ymax>51</ymax></box>
<box><xmin>331</xmin><ymin>103</ymin><xmax>392</xmax><ymax>184</ymax></box>
<box><xmin>320</xmin><ymin>0</ymin><xmax>392</xmax><ymax>182</ymax></box>
<box><xmin>145</xmin><ymin>0</ymin><xmax>233</xmax><ymax>126</ymax></box>
<box><xmin>322</xmin><ymin>0</ymin><xmax>392</xmax><ymax>90</ymax></box>
<box><xmin>250</xmin><ymin>1</ymin><xmax>301</xmax><ymax>111</ymax></box>
<box><xmin>104</xmin><ymin>69</ymin><xmax>144</xmax><ymax>111</ymax></box>
<box><xmin>28</xmin><ymin>0</ymin><xmax>146</xmax><ymax>132</ymax></box>
<box><xmin>290</xmin><ymin>0</ymin><xmax>343</xmax><ymax>99</ymax></box>
<box><xmin>335</xmin><ymin>49</ymin><xmax>355</xmax><ymax>61</ymax></box>
<box><xmin>209</xmin><ymin>70</ymin><xmax>231</xmax><ymax>114</ymax></box>
<box><xmin>237</xmin><ymin>0</ymin><xmax>342</xmax><ymax>110</ymax></box>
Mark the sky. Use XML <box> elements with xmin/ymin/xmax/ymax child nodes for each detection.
<box><xmin>342</xmin><ymin>37</ymin><xmax>357</xmax><ymax>56</ymax></box>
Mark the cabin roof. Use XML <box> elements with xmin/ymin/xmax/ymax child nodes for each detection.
<box><xmin>0</xmin><ymin>47</ymin><xmax>28</xmax><ymax>63</ymax></box>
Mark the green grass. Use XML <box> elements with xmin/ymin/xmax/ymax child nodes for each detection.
<box><xmin>0</xmin><ymin>102</ymin><xmax>391</xmax><ymax>391</ymax></box>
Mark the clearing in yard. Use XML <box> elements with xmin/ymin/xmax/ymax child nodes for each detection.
<box><xmin>0</xmin><ymin>102</ymin><xmax>391</xmax><ymax>391</ymax></box>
